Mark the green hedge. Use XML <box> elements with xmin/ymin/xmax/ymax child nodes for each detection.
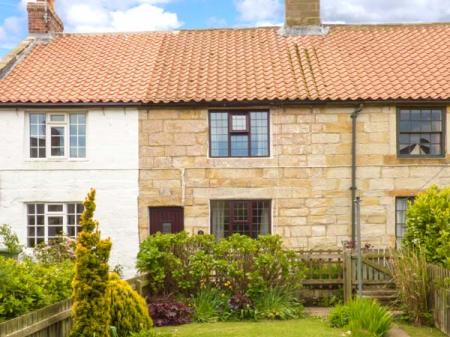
<box><xmin>136</xmin><ymin>233</ymin><xmax>306</xmax><ymax>299</ymax></box>
<box><xmin>0</xmin><ymin>257</ymin><xmax>74</xmax><ymax>322</ymax></box>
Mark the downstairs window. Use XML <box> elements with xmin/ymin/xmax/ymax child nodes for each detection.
<box><xmin>395</xmin><ymin>196</ymin><xmax>415</xmax><ymax>247</ymax></box>
<box><xmin>27</xmin><ymin>202</ymin><xmax>84</xmax><ymax>247</ymax></box>
<box><xmin>211</xmin><ymin>200</ymin><xmax>271</xmax><ymax>239</ymax></box>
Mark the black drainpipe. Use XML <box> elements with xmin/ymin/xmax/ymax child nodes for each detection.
<box><xmin>351</xmin><ymin>104</ymin><xmax>364</xmax><ymax>242</ymax></box>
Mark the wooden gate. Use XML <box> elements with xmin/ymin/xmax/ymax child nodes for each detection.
<box><xmin>343</xmin><ymin>249</ymin><xmax>394</xmax><ymax>303</ymax></box>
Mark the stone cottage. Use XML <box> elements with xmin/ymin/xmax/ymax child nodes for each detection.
<box><xmin>0</xmin><ymin>0</ymin><xmax>449</xmax><ymax>274</ymax></box>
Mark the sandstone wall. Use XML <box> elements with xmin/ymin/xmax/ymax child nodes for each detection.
<box><xmin>139</xmin><ymin>105</ymin><xmax>450</xmax><ymax>249</ymax></box>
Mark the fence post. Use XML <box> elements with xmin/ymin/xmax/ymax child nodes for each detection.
<box><xmin>343</xmin><ymin>250</ymin><xmax>353</xmax><ymax>303</ymax></box>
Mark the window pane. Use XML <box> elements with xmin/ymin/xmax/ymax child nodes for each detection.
<box><xmin>30</xmin><ymin>113</ymin><xmax>46</xmax><ymax>158</ymax></box>
<box><xmin>230</xmin><ymin>135</ymin><xmax>249</xmax><ymax>157</ymax></box>
<box><xmin>48</xmin><ymin>204</ymin><xmax>63</xmax><ymax>212</ymax></box>
<box><xmin>396</xmin><ymin>197</ymin><xmax>414</xmax><ymax>247</ymax></box>
<box><xmin>77</xmin><ymin>203</ymin><xmax>84</xmax><ymax>213</ymax></box>
<box><xmin>70</xmin><ymin>113</ymin><xmax>87</xmax><ymax>158</ymax></box>
<box><xmin>231</xmin><ymin>115</ymin><xmax>247</xmax><ymax>131</ymax></box>
<box><xmin>48</xmin><ymin>226</ymin><xmax>64</xmax><ymax>237</ymax></box>
<box><xmin>48</xmin><ymin>216</ymin><xmax>63</xmax><ymax>225</ymax></box>
<box><xmin>51</xmin><ymin>127</ymin><xmax>65</xmax><ymax>156</ymax></box>
<box><xmin>398</xmin><ymin>108</ymin><xmax>443</xmax><ymax>156</ymax></box>
<box><xmin>211</xmin><ymin>200</ymin><xmax>229</xmax><ymax>239</ymax></box>
<box><xmin>36</xmin><ymin>226</ymin><xmax>44</xmax><ymax>236</ymax></box>
<box><xmin>50</xmin><ymin>114</ymin><xmax>65</xmax><ymax>122</ymax></box>
<box><xmin>67</xmin><ymin>226</ymin><xmax>76</xmax><ymax>237</ymax></box>
<box><xmin>250</xmin><ymin>112</ymin><xmax>269</xmax><ymax>156</ymax></box>
<box><xmin>210</xmin><ymin>112</ymin><xmax>229</xmax><ymax>157</ymax></box>
<box><xmin>27</xmin><ymin>204</ymin><xmax>35</xmax><ymax>215</ymax></box>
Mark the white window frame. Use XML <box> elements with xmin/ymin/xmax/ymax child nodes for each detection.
<box><xmin>47</xmin><ymin>114</ymin><xmax>68</xmax><ymax>159</ymax></box>
<box><xmin>26</xmin><ymin>202</ymin><xmax>83</xmax><ymax>247</ymax></box>
<box><xmin>27</xmin><ymin>112</ymin><xmax>87</xmax><ymax>160</ymax></box>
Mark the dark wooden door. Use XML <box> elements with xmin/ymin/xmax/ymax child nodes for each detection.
<box><xmin>149</xmin><ymin>207</ymin><xmax>184</xmax><ymax>234</ymax></box>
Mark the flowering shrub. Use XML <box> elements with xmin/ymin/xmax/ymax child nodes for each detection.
<box><xmin>34</xmin><ymin>236</ymin><xmax>76</xmax><ymax>264</ymax></box>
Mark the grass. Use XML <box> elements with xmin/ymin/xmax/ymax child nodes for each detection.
<box><xmin>157</xmin><ymin>318</ymin><xmax>345</xmax><ymax>337</ymax></box>
<box><xmin>397</xmin><ymin>322</ymin><xmax>447</xmax><ymax>337</ymax></box>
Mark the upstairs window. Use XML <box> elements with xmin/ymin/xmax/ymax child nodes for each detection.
<box><xmin>27</xmin><ymin>202</ymin><xmax>84</xmax><ymax>247</ymax></box>
<box><xmin>29</xmin><ymin>113</ymin><xmax>86</xmax><ymax>159</ymax></box>
<box><xmin>398</xmin><ymin>108</ymin><xmax>445</xmax><ymax>157</ymax></box>
<box><xmin>209</xmin><ymin>111</ymin><xmax>269</xmax><ymax>157</ymax></box>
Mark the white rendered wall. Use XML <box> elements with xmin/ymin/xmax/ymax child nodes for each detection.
<box><xmin>0</xmin><ymin>107</ymin><xmax>139</xmax><ymax>277</ymax></box>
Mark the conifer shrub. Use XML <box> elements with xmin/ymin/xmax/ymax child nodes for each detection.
<box><xmin>70</xmin><ymin>189</ymin><xmax>112</xmax><ymax>337</ymax></box>
<box><xmin>107</xmin><ymin>273</ymin><xmax>153</xmax><ymax>336</ymax></box>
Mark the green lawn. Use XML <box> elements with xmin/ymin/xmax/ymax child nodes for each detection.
<box><xmin>397</xmin><ymin>322</ymin><xmax>447</xmax><ymax>337</ymax></box>
<box><xmin>156</xmin><ymin>318</ymin><xmax>448</xmax><ymax>337</ymax></box>
<box><xmin>157</xmin><ymin>318</ymin><xmax>345</xmax><ymax>337</ymax></box>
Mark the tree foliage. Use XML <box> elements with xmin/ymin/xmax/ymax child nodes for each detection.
<box><xmin>403</xmin><ymin>185</ymin><xmax>450</xmax><ymax>268</ymax></box>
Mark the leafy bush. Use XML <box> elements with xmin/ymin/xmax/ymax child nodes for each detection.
<box><xmin>254</xmin><ymin>288</ymin><xmax>303</xmax><ymax>320</ymax></box>
<box><xmin>329</xmin><ymin>304</ymin><xmax>351</xmax><ymax>328</ymax></box>
<box><xmin>389</xmin><ymin>248</ymin><xmax>431</xmax><ymax>325</ymax></box>
<box><xmin>137</xmin><ymin>233</ymin><xmax>306</xmax><ymax>300</ymax></box>
<box><xmin>34</xmin><ymin>236</ymin><xmax>76</xmax><ymax>264</ymax></box>
<box><xmin>329</xmin><ymin>298</ymin><xmax>392</xmax><ymax>337</ymax></box>
<box><xmin>191</xmin><ymin>288</ymin><xmax>229</xmax><ymax>323</ymax></box>
<box><xmin>0</xmin><ymin>224</ymin><xmax>22</xmax><ymax>255</ymax></box>
<box><xmin>148</xmin><ymin>297</ymin><xmax>193</xmax><ymax>327</ymax></box>
<box><xmin>70</xmin><ymin>189</ymin><xmax>112</xmax><ymax>337</ymax></box>
<box><xmin>0</xmin><ymin>257</ymin><xmax>73</xmax><ymax>322</ymax></box>
<box><xmin>136</xmin><ymin>232</ymin><xmax>215</xmax><ymax>295</ymax></box>
<box><xmin>107</xmin><ymin>273</ymin><xmax>153</xmax><ymax>336</ymax></box>
<box><xmin>403</xmin><ymin>185</ymin><xmax>450</xmax><ymax>268</ymax></box>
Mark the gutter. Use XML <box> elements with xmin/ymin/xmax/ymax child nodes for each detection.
<box><xmin>0</xmin><ymin>99</ymin><xmax>449</xmax><ymax>109</ymax></box>
<box><xmin>351</xmin><ymin>104</ymin><xmax>364</xmax><ymax>242</ymax></box>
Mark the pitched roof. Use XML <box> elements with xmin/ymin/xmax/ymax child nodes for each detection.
<box><xmin>0</xmin><ymin>24</ymin><xmax>449</xmax><ymax>104</ymax></box>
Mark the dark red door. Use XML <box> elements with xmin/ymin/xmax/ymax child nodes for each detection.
<box><xmin>149</xmin><ymin>207</ymin><xmax>184</xmax><ymax>234</ymax></box>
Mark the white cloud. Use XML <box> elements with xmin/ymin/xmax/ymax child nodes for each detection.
<box><xmin>59</xmin><ymin>0</ymin><xmax>181</xmax><ymax>32</ymax></box>
<box><xmin>234</xmin><ymin>0</ymin><xmax>450</xmax><ymax>25</ymax></box>
<box><xmin>235</xmin><ymin>0</ymin><xmax>283</xmax><ymax>26</ymax></box>
<box><xmin>322</xmin><ymin>0</ymin><xmax>450</xmax><ymax>23</ymax></box>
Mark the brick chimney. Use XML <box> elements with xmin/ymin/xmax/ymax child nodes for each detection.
<box><xmin>283</xmin><ymin>0</ymin><xmax>326</xmax><ymax>35</ymax></box>
<box><xmin>27</xmin><ymin>0</ymin><xmax>64</xmax><ymax>35</ymax></box>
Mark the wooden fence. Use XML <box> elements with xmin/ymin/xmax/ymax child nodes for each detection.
<box><xmin>429</xmin><ymin>264</ymin><xmax>450</xmax><ymax>336</ymax></box>
<box><xmin>296</xmin><ymin>249</ymin><xmax>394</xmax><ymax>305</ymax></box>
<box><xmin>0</xmin><ymin>274</ymin><xmax>150</xmax><ymax>337</ymax></box>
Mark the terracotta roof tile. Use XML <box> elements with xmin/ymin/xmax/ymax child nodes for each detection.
<box><xmin>0</xmin><ymin>24</ymin><xmax>449</xmax><ymax>104</ymax></box>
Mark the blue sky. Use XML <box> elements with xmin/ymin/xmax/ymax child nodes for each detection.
<box><xmin>1</xmin><ymin>0</ymin><xmax>450</xmax><ymax>57</ymax></box>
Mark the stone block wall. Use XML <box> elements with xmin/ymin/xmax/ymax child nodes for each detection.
<box><xmin>139</xmin><ymin>105</ymin><xmax>450</xmax><ymax>249</ymax></box>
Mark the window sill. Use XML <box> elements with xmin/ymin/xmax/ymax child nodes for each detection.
<box><xmin>24</xmin><ymin>158</ymin><xmax>89</xmax><ymax>163</ymax></box>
